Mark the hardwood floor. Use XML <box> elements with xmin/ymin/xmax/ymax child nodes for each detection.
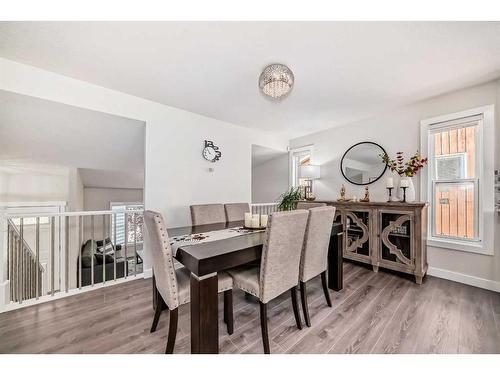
<box><xmin>0</xmin><ymin>262</ymin><xmax>498</xmax><ymax>354</ymax></box>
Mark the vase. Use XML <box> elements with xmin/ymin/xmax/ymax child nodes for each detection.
<box><xmin>399</xmin><ymin>176</ymin><xmax>416</xmax><ymax>202</ymax></box>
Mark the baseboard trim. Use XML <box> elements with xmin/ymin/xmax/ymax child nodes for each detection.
<box><xmin>143</xmin><ymin>268</ymin><xmax>153</xmax><ymax>278</ymax></box>
<box><xmin>427</xmin><ymin>266</ymin><xmax>500</xmax><ymax>293</ymax></box>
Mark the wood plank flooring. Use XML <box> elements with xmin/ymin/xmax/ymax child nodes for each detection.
<box><xmin>0</xmin><ymin>262</ymin><xmax>498</xmax><ymax>354</ymax></box>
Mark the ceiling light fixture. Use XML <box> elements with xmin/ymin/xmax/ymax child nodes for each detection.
<box><xmin>259</xmin><ymin>63</ymin><xmax>294</xmax><ymax>100</ymax></box>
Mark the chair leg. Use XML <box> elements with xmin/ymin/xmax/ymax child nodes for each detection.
<box><xmin>299</xmin><ymin>281</ymin><xmax>311</xmax><ymax>327</ymax></box>
<box><xmin>259</xmin><ymin>302</ymin><xmax>270</xmax><ymax>354</ymax></box>
<box><xmin>223</xmin><ymin>292</ymin><xmax>228</xmax><ymax>323</ymax></box>
<box><xmin>290</xmin><ymin>286</ymin><xmax>303</xmax><ymax>330</ymax></box>
<box><xmin>321</xmin><ymin>271</ymin><xmax>332</xmax><ymax>307</ymax></box>
<box><xmin>224</xmin><ymin>289</ymin><xmax>234</xmax><ymax>335</ymax></box>
<box><xmin>165</xmin><ymin>308</ymin><xmax>178</xmax><ymax>354</ymax></box>
<box><xmin>150</xmin><ymin>297</ymin><xmax>163</xmax><ymax>333</ymax></box>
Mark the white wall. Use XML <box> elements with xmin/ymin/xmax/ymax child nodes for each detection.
<box><xmin>252</xmin><ymin>153</ymin><xmax>289</xmax><ymax>203</ymax></box>
<box><xmin>68</xmin><ymin>168</ymin><xmax>84</xmax><ymax>211</ymax></box>
<box><xmin>0</xmin><ymin>58</ymin><xmax>287</xmax><ymax>274</ymax></box>
<box><xmin>83</xmin><ymin>187</ymin><xmax>143</xmax><ymax>211</ymax></box>
<box><xmin>0</xmin><ymin>162</ymin><xmax>70</xmax><ymax>203</ymax></box>
<box><xmin>290</xmin><ymin>80</ymin><xmax>500</xmax><ymax>288</ymax></box>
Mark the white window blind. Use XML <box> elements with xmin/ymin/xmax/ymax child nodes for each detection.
<box><xmin>111</xmin><ymin>203</ymin><xmax>144</xmax><ymax>246</ymax></box>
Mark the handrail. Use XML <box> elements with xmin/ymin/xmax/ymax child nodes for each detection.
<box><xmin>7</xmin><ymin>219</ymin><xmax>44</xmax><ymax>272</ymax></box>
<box><xmin>2</xmin><ymin>209</ymin><xmax>144</xmax><ymax>219</ymax></box>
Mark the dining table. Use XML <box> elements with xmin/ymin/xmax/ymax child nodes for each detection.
<box><xmin>166</xmin><ymin>219</ymin><xmax>343</xmax><ymax>354</ymax></box>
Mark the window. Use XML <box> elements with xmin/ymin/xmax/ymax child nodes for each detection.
<box><xmin>110</xmin><ymin>203</ymin><xmax>144</xmax><ymax>246</ymax></box>
<box><xmin>290</xmin><ymin>145</ymin><xmax>313</xmax><ymax>190</ymax></box>
<box><xmin>421</xmin><ymin>105</ymin><xmax>495</xmax><ymax>255</ymax></box>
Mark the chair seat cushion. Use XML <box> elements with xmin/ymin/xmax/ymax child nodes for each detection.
<box><xmin>175</xmin><ymin>267</ymin><xmax>233</xmax><ymax>306</ymax></box>
<box><xmin>227</xmin><ymin>266</ymin><xmax>260</xmax><ymax>299</ymax></box>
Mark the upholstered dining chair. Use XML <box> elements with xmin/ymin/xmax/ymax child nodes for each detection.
<box><xmin>296</xmin><ymin>201</ymin><xmax>327</xmax><ymax>209</ymax></box>
<box><xmin>224</xmin><ymin>203</ymin><xmax>250</xmax><ymax>222</ymax></box>
<box><xmin>228</xmin><ymin>210</ymin><xmax>310</xmax><ymax>354</ymax></box>
<box><xmin>298</xmin><ymin>206</ymin><xmax>336</xmax><ymax>327</ymax></box>
<box><xmin>144</xmin><ymin>210</ymin><xmax>234</xmax><ymax>353</ymax></box>
<box><xmin>190</xmin><ymin>204</ymin><xmax>226</xmax><ymax>225</ymax></box>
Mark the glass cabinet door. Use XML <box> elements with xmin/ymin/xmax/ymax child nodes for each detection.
<box><xmin>379</xmin><ymin>211</ymin><xmax>413</xmax><ymax>266</ymax></box>
<box><xmin>344</xmin><ymin>210</ymin><xmax>370</xmax><ymax>258</ymax></box>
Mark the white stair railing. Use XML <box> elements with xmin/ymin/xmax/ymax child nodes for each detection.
<box><xmin>250</xmin><ymin>202</ymin><xmax>280</xmax><ymax>215</ymax></box>
<box><xmin>0</xmin><ymin>209</ymin><xmax>144</xmax><ymax>312</ymax></box>
<box><xmin>7</xmin><ymin>218</ymin><xmax>44</xmax><ymax>302</ymax></box>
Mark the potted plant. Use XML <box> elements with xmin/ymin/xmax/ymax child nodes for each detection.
<box><xmin>380</xmin><ymin>151</ymin><xmax>428</xmax><ymax>202</ymax></box>
<box><xmin>277</xmin><ymin>186</ymin><xmax>303</xmax><ymax>211</ymax></box>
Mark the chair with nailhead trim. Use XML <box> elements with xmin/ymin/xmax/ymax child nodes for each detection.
<box><xmin>298</xmin><ymin>206</ymin><xmax>336</xmax><ymax>327</ymax></box>
<box><xmin>227</xmin><ymin>210</ymin><xmax>309</xmax><ymax>353</ymax></box>
<box><xmin>144</xmin><ymin>210</ymin><xmax>234</xmax><ymax>354</ymax></box>
<box><xmin>224</xmin><ymin>203</ymin><xmax>250</xmax><ymax>222</ymax></box>
<box><xmin>190</xmin><ymin>204</ymin><xmax>226</xmax><ymax>225</ymax></box>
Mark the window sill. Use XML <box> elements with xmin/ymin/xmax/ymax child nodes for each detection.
<box><xmin>427</xmin><ymin>237</ymin><xmax>493</xmax><ymax>256</ymax></box>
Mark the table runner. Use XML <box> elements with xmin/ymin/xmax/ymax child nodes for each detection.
<box><xmin>169</xmin><ymin>227</ymin><xmax>265</xmax><ymax>257</ymax></box>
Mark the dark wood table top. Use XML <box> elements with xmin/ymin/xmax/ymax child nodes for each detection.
<box><xmin>168</xmin><ymin>220</ymin><xmax>343</xmax><ymax>277</ymax></box>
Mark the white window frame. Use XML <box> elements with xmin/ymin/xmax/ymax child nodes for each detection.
<box><xmin>289</xmin><ymin>145</ymin><xmax>314</xmax><ymax>188</ymax></box>
<box><xmin>420</xmin><ymin>105</ymin><xmax>495</xmax><ymax>255</ymax></box>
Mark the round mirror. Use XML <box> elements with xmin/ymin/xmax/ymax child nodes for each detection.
<box><xmin>340</xmin><ymin>142</ymin><xmax>387</xmax><ymax>185</ymax></box>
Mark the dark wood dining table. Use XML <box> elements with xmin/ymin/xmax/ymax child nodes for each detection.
<box><xmin>167</xmin><ymin>220</ymin><xmax>343</xmax><ymax>354</ymax></box>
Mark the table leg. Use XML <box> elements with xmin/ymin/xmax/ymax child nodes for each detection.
<box><xmin>328</xmin><ymin>232</ymin><xmax>344</xmax><ymax>291</ymax></box>
<box><xmin>190</xmin><ymin>272</ymin><xmax>219</xmax><ymax>354</ymax></box>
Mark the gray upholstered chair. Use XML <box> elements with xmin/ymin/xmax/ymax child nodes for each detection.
<box><xmin>224</xmin><ymin>203</ymin><xmax>250</xmax><ymax>222</ymax></box>
<box><xmin>190</xmin><ymin>204</ymin><xmax>226</xmax><ymax>225</ymax></box>
<box><xmin>228</xmin><ymin>210</ymin><xmax>309</xmax><ymax>354</ymax></box>
<box><xmin>299</xmin><ymin>206</ymin><xmax>336</xmax><ymax>327</ymax></box>
<box><xmin>144</xmin><ymin>210</ymin><xmax>234</xmax><ymax>353</ymax></box>
<box><xmin>296</xmin><ymin>201</ymin><xmax>327</xmax><ymax>210</ymax></box>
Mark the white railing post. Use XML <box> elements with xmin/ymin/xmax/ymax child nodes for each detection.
<box><xmin>250</xmin><ymin>203</ymin><xmax>279</xmax><ymax>215</ymax></box>
<box><xmin>35</xmin><ymin>217</ymin><xmax>40</xmax><ymax>300</ymax></box>
<box><xmin>0</xmin><ymin>215</ymin><xmax>8</xmax><ymax>307</ymax></box>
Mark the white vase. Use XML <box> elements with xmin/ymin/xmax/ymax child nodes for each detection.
<box><xmin>399</xmin><ymin>176</ymin><xmax>416</xmax><ymax>202</ymax></box>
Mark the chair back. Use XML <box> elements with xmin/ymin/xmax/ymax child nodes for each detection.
<box><xmin>259</xmin><ymin>210</ymin><xmax>309</xmax><ymax>303</ymax></box>
<box><xmin>190</xmin><ymin>204</ymin><xmax>226</xmax><ymax>225</ymax></box>
<box><xmin>144</xmin><ymin>210</ymin><xmax>180</xmax><ymax>309</ymax></box>
<box><xmin>224</xmin><ymin>203</ymin><xmax>250</xmax><ymax>222</ymax></box>
<box><xmin>299</xmin><ymin>206</ymin><xmax>336</xmax><ymax>282</ymax></box>
<box><xmin>296</xmin><ymin>202</ymin><xmax>327</xmax><ymax>210</ymax></box>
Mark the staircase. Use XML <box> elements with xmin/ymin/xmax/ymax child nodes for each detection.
<box><xmin>7</xmin><ymin>219</ymin><xmax>44</xmax><ymax>302</ymax></box>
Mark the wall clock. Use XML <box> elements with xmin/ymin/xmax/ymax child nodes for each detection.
<box><xmin>202</xmin><ymin>140</ymin><xmax>222</xmax><ymax>162</ymax></box>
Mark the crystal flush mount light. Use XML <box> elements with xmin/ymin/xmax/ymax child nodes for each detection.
<box><xmin>259</xmin><ymin>63</ymin><xmax>294</xmax><ymax>100</ymax></box>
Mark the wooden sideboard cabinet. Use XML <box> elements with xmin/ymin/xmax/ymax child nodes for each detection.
<box><xmin>318</xmin><ymin>200</ymin><xmax>428</xmax><ymax>284</ymax></box>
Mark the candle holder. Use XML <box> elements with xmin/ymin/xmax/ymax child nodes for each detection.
<box><xmin>401</xmin><ymin>187</ymin><xmax>408</xmax><ymax>203</ymax></box>
<box><xmin>386</xmin><ymin>187</ymin><xmax>393</xmax><ymax>202</ymax></box>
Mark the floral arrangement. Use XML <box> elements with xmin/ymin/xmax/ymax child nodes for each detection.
<box><xmin>380</xmin><ymin>151</ymin><xmax>428</xmax><ymax>177</ymax></box>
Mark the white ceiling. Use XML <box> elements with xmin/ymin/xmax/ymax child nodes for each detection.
<box><xmin>1</xmin><ymin>22</ymin><xmax>500</xmax><ymax>137</ymax></box>
<box><xmin>0</xmin><ymin>90</ymin><xmax>145</xmax><ymax>185</ymax></box>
